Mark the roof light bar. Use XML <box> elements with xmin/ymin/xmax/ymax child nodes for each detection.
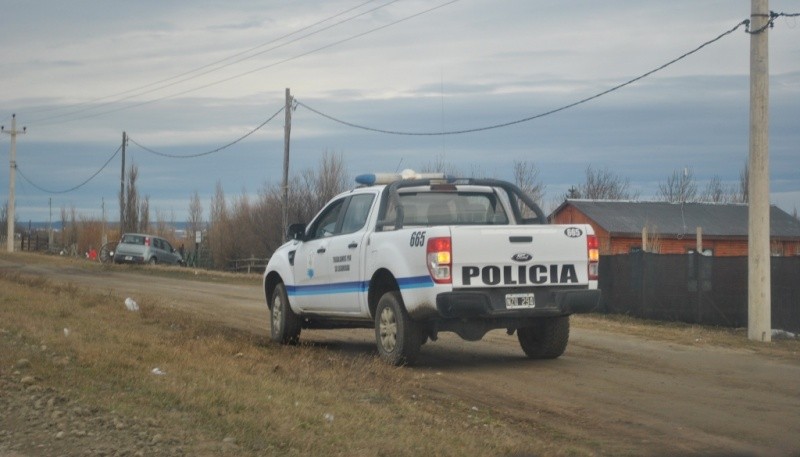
<box><xmin>355</xmin><ymin>169</ymin><xmax>446</xmax><ymax>186</ymax></box>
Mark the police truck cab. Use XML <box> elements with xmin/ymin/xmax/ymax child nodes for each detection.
<box><xmin>263</xmin><ymin>170</ymin><xmax>601</xmax><ymax>365</ymax></box>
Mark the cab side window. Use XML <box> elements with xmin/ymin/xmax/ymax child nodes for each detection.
<box><xmin>308</xmin><ymin>199</ymin><xmax>345</xmax><ymax>240</ymax></box>
<box><xmin>341</xmin><ymin>194</ymin><xmax>375</xmax><ymax>234</ymax></box>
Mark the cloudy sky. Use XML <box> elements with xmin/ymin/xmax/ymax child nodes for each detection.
<box><xmin>1</xmin><ymin>0</ymin><xmax>799</xmax><ymax>223</ymax></box>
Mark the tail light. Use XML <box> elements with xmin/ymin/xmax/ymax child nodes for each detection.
<box><xmin>426</xmin><ymin>237</ymin><xmax>452</xmax><ymax>284</ymax></box>
<box><xmin>145</xmin><ymin>236</ymin><xmax>151</xmax><ymax>247</ymax></box>
<box><xmin>587</xmin><ymin>234</ymin><xmax>599</xmax><ymax>281</ymax></box>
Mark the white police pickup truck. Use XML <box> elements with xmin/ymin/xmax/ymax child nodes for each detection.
<box><xmin>263</xmin><ymin>170</ymin><xmax>601</xmax><ymax>365</ymax></box>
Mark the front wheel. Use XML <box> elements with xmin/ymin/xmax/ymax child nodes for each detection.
<box><xmin>375</xmin><ymin>291</ymin><xmax>422</xmax><ymax>366</ymax></box>
<box><xmin>270</xmin><ymin>283</ymin><xmax>301</xmax><ymax>345</ymax></box>
<box><xmin>517</xmin><ymin>316</ymin><xmax>570</xmax><ymax>359</ymax></box>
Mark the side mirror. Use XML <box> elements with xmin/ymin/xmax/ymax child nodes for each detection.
<box><xmin>287</xmin><ymin>223</ymin><xmax>306</xmax><ymax>241</ymax></box>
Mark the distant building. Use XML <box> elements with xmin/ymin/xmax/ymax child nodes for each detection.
<box><xmin>550</xmin><ymin>200</ymin><xmax>800</xmax><ymax>256</ymax></box>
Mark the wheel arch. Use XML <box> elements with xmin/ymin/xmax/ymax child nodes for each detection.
<box><xmin>264</xmin><ymin>271</ymin><xmax>283</xmax><ymax>309</ymax></box>
<box><xmin>368</xmin><ymin>268</ymin><xmax>400</xmax><ymax>318</ymax></box>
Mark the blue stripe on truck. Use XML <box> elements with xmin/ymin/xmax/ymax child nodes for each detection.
<box><xmin>286</xmin><ymin>275</ymin><xmax>433</xmax><ymax>296</ymax></box>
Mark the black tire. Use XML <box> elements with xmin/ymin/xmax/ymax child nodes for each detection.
<box><xmin>99</xmin><ymin>242</ymin><xmax>117</xmax><ymax>264</ymax></box>
<box><xmin>148</xmin><ymin>257</ymin><xmax>157</xmax><ymax>265</ymax></box>
<box><xmin>374</xmin><ymin>291</ymin><xmax>422</xmax><ymax>366</ymax></box>
<box><xmin>517</xmin><ymin>316</ymin><xmax>570</xmax><ymax>359</ymax></box>
<box><xmin>270</xmin><ymin>283</ymin><xmax>301</xmax><ymax>345</ymax></box>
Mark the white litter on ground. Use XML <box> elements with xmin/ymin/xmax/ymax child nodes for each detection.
<box><xmin>124</xmin><ymin>297</ymin><xmax>139</xmax><ymax>312</ymax></box>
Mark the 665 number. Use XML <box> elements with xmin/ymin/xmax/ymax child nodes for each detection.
<box><xmin>409</xmin><ymin>231</ymin><xmax>426</xmax><ymax>247</ymax></box>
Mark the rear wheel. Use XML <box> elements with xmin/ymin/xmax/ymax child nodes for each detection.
<box><xmin>375</xmin><ymin>291</ymin><xmax>422</xmax><ymax>366</ymax></box>
<box><xmin>148</xmin><ymin>257</ymin><xmax>157</xmax><ymax>265</ymax></box>
<box><xmin>270</xmin><ymin>283</ymin><xmax>301</xmax><ymax>344</ymax></box>
<box><xmin>517</xmin><ymin>316</ymin><xmax>570</xmax><ymax>359</ymax></box>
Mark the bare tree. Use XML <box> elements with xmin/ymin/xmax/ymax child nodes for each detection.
<box><xmin>574</xmin><ymin>165</ymin><xmax>637</xmax><ymax>200</ymax></box>
<box><xmin>186</xmin><ymin>191</ymin><xmax>204</xmax><ymax>244</ymax></box>
<box><xmin>122</xmin><ymin>165</ymin><xmax>140</xmax><ymax>234</ymax></box>
<box><xmin>208</xmin><ymin>181</ymin><xmax>236</xmax><ymax>269</ymax></box>
<box><xmin>139</xmin><ymin>195</ymin><xmax>150</xmax><ymax>233</ymax></box>
<box><xmin>700</xmin><ymin>175</ymin><xmax>731</xmax><ymax>203</ymax></box>
<box><xmin>565</xmin><ymin>186</ymin><xmax>581</xmax><ymax>199</ymax></box>
<box><xmin>733</xmin><ymin>163</ymin><xmax>749</xmax><ymax>203</ymax></box>
<box><xmin>418</xmin><ymin>152</ymin><xmax>461</xmax><ymax>177</ymax></box>
<box><xmin>314</xmin><ymin>151</ymin><xmax>349</xmax><ymax>209</ymax></box>
<box><xmin>513</xmin><ymin>160</ymin><xmax>546</xmax><ymax>208</ymax></box>
<box><xmin>658</xmin><ymin>167</ymin><xmax>698</xmax><ymax>203</ymax></box>
<box><xmin>154</xmin><ymin>208</ymin><xmax>175</xmax><ymax>239</ymax></box>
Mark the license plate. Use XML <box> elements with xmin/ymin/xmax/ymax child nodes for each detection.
<box><xmin>505</xmin><ymin>293</ymin><xmax>535</xmax><ymax>309</ymax></box>
<box><xmin>125</xmin><ymin>256</ymin><xmax>133</xmax><ymax>261</ymax></box>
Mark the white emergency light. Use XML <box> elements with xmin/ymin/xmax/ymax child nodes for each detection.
<box><xmin>355</xmin><ymin>169</ymin><xmax>446</xmax><ymax>186</ymax></box>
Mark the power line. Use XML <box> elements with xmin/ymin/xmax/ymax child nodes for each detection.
<box><xmin>129</xmin><ymin>106</ymin><xmax>284</xmax><ymax>158</ymax></box>
<box><xmin>16</xmin><ymin>145</ymin><xmax>121</xmax><ymax>194</ymax></box>
<box><xmin>27</xmin><ymin>0</ymin><xmax>459</xmax><ymax>126</ymax></box>
<box><xmin>23</xmin><ymin>0</ymin><xmax>386</xmax><ymax>123</ymax></box>
<box><xmin>745</xmin><ymin>10</ymin><xmax>800</xmax><ymax>34</ymax></box>
<box><xmin>26</xmin><ymin>0</ymin><xmax>395</xmax><ymax>126</ymax></box>
<box><xmin>296</xmin><ymin>18</ymin><xmax>753</xmax><ymax>136</ymax></box>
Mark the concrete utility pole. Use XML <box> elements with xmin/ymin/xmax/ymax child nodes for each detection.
<box><xmin>2</xmin><ymin>114</ymin><xmax>26</xmax><ymax>253</ymax></box>
<box><xmin>282</xmin><ymin>88</ymin><xmax>292</xmax><ymax>239</ymax></box>
<box><xmin>119</xmin><ymin>131</ymin><xmax>127</xmax><ymax>233</ymax></box>
<box><xmin>748</xmin><ymin>0</ymin><xmax>771</xmax><ymax>342</ymax></box>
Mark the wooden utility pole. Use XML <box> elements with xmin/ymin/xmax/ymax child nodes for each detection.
<box><xmin>119</xmin><ymin>131</ymin><xmax>127</xmax><ymax>234</ymax></box>
<box><xmin>748</xmin><ymin>0</ymin><xmax>771</xmax><ymax>342</ymax></box>
<box><xmin>282</xmin><ymin>88</ymin><xmax>292</xmax><ymax>239</ymax></box>
<box><xmin>2</xmin><ymin>114</ymin><xmax>26</xmax><ymax>253</ymax></box>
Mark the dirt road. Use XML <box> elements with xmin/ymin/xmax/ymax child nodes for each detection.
<box><xmin>3</xmin><ymin>256</ymin><xmax>799</xmax><ymax>456</ymax></box>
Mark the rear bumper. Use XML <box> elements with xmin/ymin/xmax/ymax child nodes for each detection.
<box><xmin>435</xmin><ymin>287</ymin><xmax>601</xmax><ymax>319</ymax></box>
<box><xmin>113</xmin><ymin>254</ymin><xmax>145</xmax><ymax>264</ymax></box>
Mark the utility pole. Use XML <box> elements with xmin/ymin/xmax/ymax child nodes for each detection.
<box><xmin>748</xmin><ymin>0</ymin><xmax>771</xmax><ymax>342</ymax></box>
<box><xmin>101</xmin><ymin>198</ymin><xmax>107</xmax><ymax>246</ymax></box>
<box><xmin>282</xmin><ymin>88</ymin><xmax>292</xmax><ymax>239</ymax></box>
<box><xmin>119</xmin><ymin>131</ymin><xmax>127</xmax><ymax>234</ymax></box>
<box><xmin>48</xmin><ymin>197</ymin><xmax>53</xmax><ymax>249</ymax></box>
<box><xmin>2</xmin><ymin>114</ymin><xmax>26</xmax><ymax>253</ymax></box>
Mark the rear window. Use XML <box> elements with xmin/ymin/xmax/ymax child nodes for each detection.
<box><xmin>121</xmin><ymin>234</ymin><xmax>146</xmax><ymax>245</ymax></box>
<box><xmin>390</xmin><ymin>191</ymin><xmax>508</xmax><ymax>226</ymax></box>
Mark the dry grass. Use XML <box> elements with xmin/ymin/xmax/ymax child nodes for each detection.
<box><xmin>0</xmin><ymin>269</ymin><xmax>541</xmax><ymax>456</ymax></box>
<box><xmin>573</xmin><ymin>314</ymin><xmax>800</xmax><ymax>360</ymax></box>
<box><xmin>3</xmin><ymin>253</ymin><xmax>797</xmax><ymax>455</ymax></box>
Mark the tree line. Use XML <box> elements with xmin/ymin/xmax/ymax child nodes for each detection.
<box><xmin>4</xmin><ymin>155</ymin><xmax>795</xmax><ymax>269</ymax></box>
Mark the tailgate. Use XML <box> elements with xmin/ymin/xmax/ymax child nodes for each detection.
<box><xmin>450</xmin><ymin>225</ymin><xmax>591</xmax><ymax>288</ymax></box>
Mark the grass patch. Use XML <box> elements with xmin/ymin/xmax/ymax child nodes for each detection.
<box><xmin>0</xmin><ymin>269</ymin><xmax>545</xmax><ymax>456</ymax></box>
<box><xmin>573</xmin><ymin>313</ymin><xmax>800</xmax><ymax>359</ymax></box>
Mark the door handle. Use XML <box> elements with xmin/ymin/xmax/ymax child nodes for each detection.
<box><xmin>317</xmin><ymin>247</ymin><xmax>326</xmax><ymax>254</ymax></box>
<box><xmin>348</xmin><ymin>242</ymin><xmax>358</xmax><ymax>249</ymax></box>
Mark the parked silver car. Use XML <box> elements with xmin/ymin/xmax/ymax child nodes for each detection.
<box><xmin>113</xmin><ymin>233</ymin><xmax>184</xmax><ymax>266</ymax></box>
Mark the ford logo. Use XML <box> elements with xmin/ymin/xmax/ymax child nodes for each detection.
<box><xmin>511</xmin><ymin>253</ymin><xmax>533</xmax><ymax>262</ymax></box>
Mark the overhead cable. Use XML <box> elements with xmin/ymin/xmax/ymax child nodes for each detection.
<box><xmin>27</xmin><ymin>0</ymin><xmax>395</xmax><ymax>126</ymax></box>
<box><xmin>16</xmin><ymin>145</ymin><xmax>122</xmax><ymax>194</ymax></box>
<box><xmin>130</xmin><ymin>106</ymin><xmax>284</xmax><ymax>159</ymax></box>
<box><xmin>745</xmin><ymin>10</ymin><xmax>800</xmax><ymax>34</ymax></box>
<box><xmin>296</xmin><ymin>19</ymin><xmax>754</xmax><ymax>136</ymax></box>
<box><xmin>27</xmin><ymin>0</ymin><xmax>458</xmax><ymax>126</ymax></box>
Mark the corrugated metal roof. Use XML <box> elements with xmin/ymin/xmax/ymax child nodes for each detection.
<box><xmin>555</xmin><ymin>200</ymin><xmax>800</xmax><ymax>238</ymax></box>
